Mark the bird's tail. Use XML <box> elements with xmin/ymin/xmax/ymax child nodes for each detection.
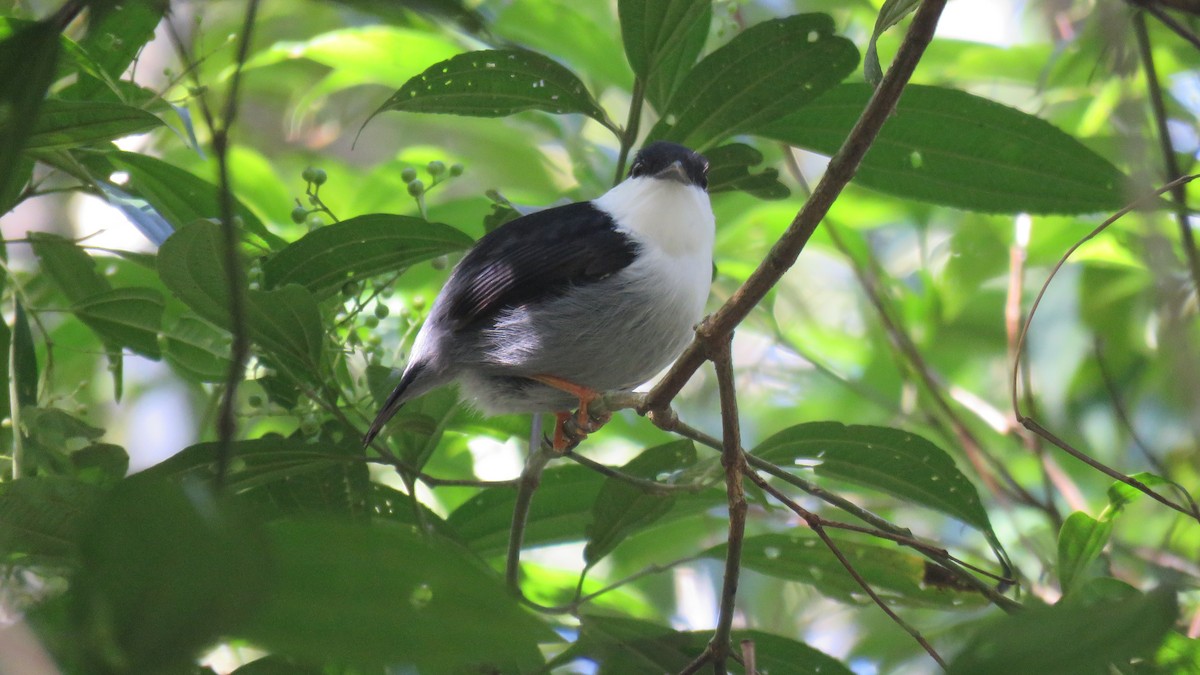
<box><xmin>362</xmin><ymin>363</ymin><xmax>426</xmax><ymax>447</ymax></box>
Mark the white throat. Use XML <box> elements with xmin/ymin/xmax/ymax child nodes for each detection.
<box><xmin>592</xmin><ymin>177</ymin><xmax>715</xmax><ymax>258</ymax></box>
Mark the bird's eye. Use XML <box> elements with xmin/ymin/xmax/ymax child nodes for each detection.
<box><xmin>630</xmin><ymin>162</ymin><xmax>644</xmax><ymax>178</ymax></box>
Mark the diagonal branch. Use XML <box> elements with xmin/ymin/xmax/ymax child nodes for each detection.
<box><xmin>643</xmin><ymin>0</ymin><xmax>949</xmax><ymax>414</ymax></box>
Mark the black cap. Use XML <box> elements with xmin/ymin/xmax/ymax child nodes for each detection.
<box><xmin>629</xmin><ymin>141</ymin><xmax>709</xmax><ymax>189</ymax></box>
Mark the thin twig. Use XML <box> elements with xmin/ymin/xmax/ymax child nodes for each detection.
<box><xmin>1133</xmin><ymin>10</ymin><xmax>1200</xmax><ymax>295</ymax></box>
<box><xmin>565</xmin><ymin>449</ymin><xmax>716</xmax><ymax>494</ymax></box>
<box><xmin>1011</xmin><ymin>175</ymin><xmax>1200</xmax><ymax>521</ymax></box>
<box><xmin>1135</xmin><ymin>0</ymin><xmax>1200</xmax><ymax>51</ymax></box>
<box><xmin>743</xmin><ymin>469</ymin><xmax>947</xmax><ymax>668</ymax></box>
<box><xmin>1093</xmin><ymin>337</ymin><xmax>1171</xmax><ymax>476</ymax></box>
<box><xmin>643</xmin><ymin>0</ymin><xmax>949</xmax><ymax>412</ymax></box>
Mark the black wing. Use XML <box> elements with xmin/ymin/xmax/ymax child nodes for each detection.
<box><xmin>444</xmin><ymin>201</ymin><xmax>638</xmax><ymax>330</ymax></box>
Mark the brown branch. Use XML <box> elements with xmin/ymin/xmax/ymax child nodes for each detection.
<box><xmin>1135</xmin><ymin>0</ymin><xmax>1200</xmax><ymax>51</ymax></box>
<box><xmin>742</xmin><ymin>470</ymin><xmax>947</xmax><ymax>668</ymax></box>
<box><xmin>1011</xmin><ymin>175</ymin><xmax>1200</xmax><ymax>522</ymax></box>
<box><xmin>1133</xmin><ymin>10</ymin><xmax>1200</xmax><ymax>296</ymax></box>
<box><xmin>706</xmin><ymin>335</ymin><xmax>748</xmax><ymax>674</ymax></box>
<box><xmin>643</xmin><ymin>0</ymin><xmax>949</xmax><ymax>413</ymax></box>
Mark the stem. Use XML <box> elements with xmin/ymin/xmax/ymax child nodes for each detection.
<box><xmin>1133</xmin><ymin>10</ymin><xmax>1200</xmax><ymax>296</ymax></box>
<box><xmin>613</xmin><ymin>77</ymin><xmax>646</xmax><ymax>185</ymax></box>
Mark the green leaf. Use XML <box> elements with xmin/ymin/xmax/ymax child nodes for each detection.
<box><xmin>71</xmin><ymin>287</ymin><xmax>165</xmax><ymax>358</ymax></box>
<box><xmin>448</xmin><ymin>464</ymin><xmax>604</xmax><ymax>557</ymax></box>
<box><xmin>262</xmin><ymin>214</ymin><xmax>473</xmax><ymax>299</ymax></box>
<box><xmin>162</xmin><ymin>315</ymin><xmax>231</xmax><ymax>382</ymax></box>
<box><xmin>760</xmin><ymin>83</ymin><xmax>1130</xmax><ymax>213</ymax></box>
<box><xmin>111</xmin><ymin>151</ymin><xmax>287</xmax><ymax>249</ymax></box>
<box><xmin>706</xmin><ymin>143</ymin><xmax>790</xmax><ymax>199</ymax></box>
<box><xmin>12</xmin><ymin>302</ymin><xmax>37</xmax><ymax>411</ymax></box>
<box><xmin>73</xmin><ymin>477</ymin><xmax>271</xmax><ymax>674</ymax></box>
<box><xmin>553</xmin><ymin>615</ymin><xmax>852</xmax><ymax>674</ymax></box>
<box><xmin>0</xmin><ymin>477</ymin><xmax>102</xmax><ymax>567</ymax></box>
<box><xmin>365</xmin><ymin>49</ymin><xmax>616</xmax><ymax>133</ymax></box>
<box><xmin>948</xmin><ymin>587</ymin><xmax>1178</xmax><ymax>674</ymax></box>
<box><xmin>584</xmin><ymin>439</ymin><xmax>696</xmax><ymax>566</ymax></box>
<box><xmin>230</xmin><ymin>656</ymin><xmax>324</xmax><ymax>675</ymax></box>
<box><xmin>158</xmin><ymin>221</ymin><xmax>324</xmax><ymax>373</ymax></box>
<box><xmin>73</xmin><ymin>1</ymin><xmax>165</xmax><ymax>97</ymax></box>
<box><xmin>754</xmin><ymin>422</ymin><xmax>993</xmax><ymax>535</ymax></box>
<box><xmin>24</xmin><ymin>99</ymin><xmax>163</xmax><ymax>151</ymax></box>
<box><xmin>618</xmin><ymin>0</ymin><xmax>712</xmax><ymax>111</ymax></box>
<box><xmin>649</xmin><ymin>14</ymin><xmax>859</xmax><ymax>150</ymax></box>
<box><xmin>864</xmin><ymin>0</ymin><xmax>919</xmax><ymax>86</ymax></box>
<box><xmin>242</xmin><ymin>520</ymin><xmax>557</xmax><ymax>671</ymax></box>
<box><xmin>707</xmin><ymin>533</ymin><xmax>984</xmax><ymax>608</ymax></box>
<box><xmin>29</xmin><ymin>232</ymin><xmax>111</xmax><ymax>303</ymax></box>
<box><xmin>0</xmin><ymin>21</ymin><xmax>61</xmax><ymax>201</ymax></box>
<box><xmin>1057</xmin><ymin>511</ymin><xmax>1112</xmax><ymax>597</ymax></box>
<box><xmin>1105</xmin><ymin>471</ymin><xmax>1174</xmax><ymax>516</ymax></box>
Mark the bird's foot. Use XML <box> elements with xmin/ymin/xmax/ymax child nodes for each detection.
<box><xmin>532</xmin><ymin>374</ymin><xmax>611</xmax><ymax>451</ymax></box>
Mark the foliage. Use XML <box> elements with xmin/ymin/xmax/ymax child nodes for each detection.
<box><xmin>1</xmin><ymin>0</ymin><xmax>1199</xmax><ymax>673</ymax></box>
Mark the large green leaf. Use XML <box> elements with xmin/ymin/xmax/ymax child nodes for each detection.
<box><xmin>157</xmin><ymin>221</ymin><xmax>323</xmax><ymax>374</ymax></box>
<box><xmin>24</xmin><ymin>100</ymin><xmax>162</xmax><ymax>150</ymax></box>
<box><xmin>707</xmin><ymin>533</ymin><xmax>984</xmax><ymax>608</ymax></box>
<box><xmin>649</xmin><ymin>14</ymin><xmax>858</xmax><ymax>150</ymax></box>
<box><xmin>162</xmin><ymin>315</ymin><xmax>231</xmax><ymax>382</ymax></box>
<box><xmin>0</xmin><ymin>477</ymin><xmax>103</xmax><ymax>568</ymax></box>
<box><xmin>365</xmin><ymin>49</ymin><xmax>616</xmax><ymax>132</ymax></box>
<box><xmin>0</xmin><ymin>20</ymin><xmax>60</xmax><ymax>201</ymax></box>
<box><xmin>262</xmin><ymin>214</ymin><xmax>473</xmax><ymax>299</ymax></box>
<box><xmin>73</xmin><ymin>478</ymin><xmax>271</xmax><ymax>674</ymax></box>
<box><xmin>12</xmin><ymin>302</ymin><xmax>37</xmax><ymax>411</ymax></box>
<box><xmin>618</xmin><ymin>0</ymin><xmax>711</xmax><ymax>111</ymax></box>
<box><xmin>551</xmin><ymin>614</ymin><xmax>852</xmax><ymax>674</ymax></box>
<box><xmin>760</xmin><ymin>83</ymin><xmax>1129</xmax><ymax>213</ymax></box>
<box><xmin>448</xmin><ymin>463</ymin><xmax>604</xmax><ymax>557</ymax></box>
<box><xmin>242</xmin><ymin>520</ymin><xmax>557</xmax><ymax>671</ymax></box>
<box><xmin>111</xmin><ymin>151</ymin><xmax>287</xmax><ymax>249</ymax></box>
<box><xmin>584</xmin><ymin>440</ymin><xmax>696</xmax><ymax>566</ymax></box>
<box><xmin>948</xmin><ymin>588</ymin><xmax>1177</xmax><ymax>674</ymax></box>
<box><xmin>754</xmin><ymin>422</ymin><xmax>993</xmax><ymax>536</ymax></box>
<box><xmin>28</xmin><ymin>232</ymin><xmax>111</xmax><ymax>303</ymax></box>
<box><xmin>71</xmin><ymin>287</ymin><xmax>165</xmax><ymax>358</ymax></box>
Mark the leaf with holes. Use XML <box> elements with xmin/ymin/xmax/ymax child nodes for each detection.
<box><xmin>262</xmin><ymin>214</ymin><xmax>473</xmax><ymax>299</ymax></box>
<box><xmin>584</xmin><ymin>440</ymin><xmax>697</xmax><ymax>566</ymax></box>
<box><xmin>647</xmin><ymin>14</ymin><xmax>858</xmax><ymax>150</ymax></box>
<box><xmin>760</xmin><ymin>83</ymin><xmax>1129</xmax><ymax>213</ymax></box>
<box><xmin>365</xmin><ymin>49</ymin><xmax>616</xmax><ymax>133</ymax></box>
<box><xmin>708</xmin><ymin>533</ymin><xmax>985</xmax><ymax>608</ymax></box>
<box><xmin>618</xmin><ymin>0</ymin><xmax>711</xmax><ymax>111</ymax></box>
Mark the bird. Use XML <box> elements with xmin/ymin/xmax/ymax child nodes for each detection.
<box><xmin>362</xmin><ymin>141</ymin><xmax>714</xmax><ymax>451</ymax></box>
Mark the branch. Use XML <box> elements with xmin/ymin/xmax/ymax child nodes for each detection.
<box><xmin>1011</xmin><ymin>175</ymin><xmax>1200</xmax><ymax>522</ymax></box>
<box><xmin>742</xmin><ymin>469</ymin><xmax>947</xmax><ymax>668</ymax></box>
<box><xmin>643</xmin><ymin>0</ymin><xmax>949</xmax><ymax>413</ymax></box>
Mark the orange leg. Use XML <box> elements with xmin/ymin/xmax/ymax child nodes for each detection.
<box><xmin>552</xmin><ymin>411</ymin><xmax>572</xmax><ymax>452</ymax></box>
<box><xmin>532</xmin><ymin>375</ymin><xmax>612</xmax><ymax>452</ymax></box>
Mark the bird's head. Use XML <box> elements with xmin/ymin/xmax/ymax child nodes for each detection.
<box><xmin>627</xmin><ymin>141</ymin><xmax>709</xmax><ymax>190</ymax></box>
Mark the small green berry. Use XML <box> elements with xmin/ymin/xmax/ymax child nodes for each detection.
<box><xmin>412</xmin><ymin>295</ymin><xmax>427</xmax><ymax>311</ymax></box>
<box><xmin>431</xmin><ymin>255</ymin><xmax>448</xmax><ymax>270</ymax></box>
<box><xmin>407</xmin><ymin>179</ymin><xmax>425</xmax><ymax>197</ymax></box>
<box><xmin>342</xmin><ymin>281</ymin><xmax>359</xmax><ymax>297</ymax></box>
<box><xmin>290</xmin><ymin>206</ymin><xmax>307</xmax><ymax>224</ymax></box>
<box><xmin>401</xmin><ymin>167</ymin><xmax>418</xmax><ymax>183</ymax></box>
<box><xmin>302</xmin><ymin>167</ymin><xmax>317</xmax><ymax>182</ymax></box>
<box><xmin>187</xmin><ymin>85</ymin><xmax>207</xmax><ymax>97</ymax></box>
<box><xmin>449</xmin><ymin>163</ymin><xmax>464</xmax><ymax>177</ymax></box>
<box><xmin>427</xmin><ymin>160</ymin><xmax>446</xmax><ymax>176</ymax></box>
<box><xmin>308</xmin><ymin>194</ymin><xmax>319</xmax><ymax>205</ymax></box>
<box><xmin>312</xmin><ymin>168</ymin><xmax>327</xmax><ymax>185</ymax></box>
<box><xmin>374</xmin><ymin>304</ymin><xmax>390</xmax><ymax>319</ymax></box>
<box><xmin>248</xmin><ymin>394</ymin><xmax>263</xmax><ymax>408</ymax></box>
<box><xmin>299</xmin><ymin>415</ymin><xmax>320</xmax><ymax>436</ymax></box>
<box><xmin>306</xmin><ymin>214</ymin><xmax>324</xmax><ymax>229</ymax></box>
<box><xmin>365</xmin><ymin>315</ymin><xmax>380</xmax><ymax>329</ymax></box>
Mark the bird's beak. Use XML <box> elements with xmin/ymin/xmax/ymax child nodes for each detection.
<box><xmin>655</xmin><ymin>160</ymin><xmax>690</xmax><ymax>185</ymax></box>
